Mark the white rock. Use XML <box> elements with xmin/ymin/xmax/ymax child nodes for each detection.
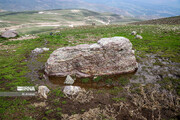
<box><xmin>131</xmin><ymin>31</ymin><xmax>137</xmax><ymax>35</ymax></box>
<box><xmin>64</xmin><ymin>75</ymin><xmax>74</xmax><ymax>85</ymax></box>
<box><xmin>38</xmin><ymin>86</ymin><xmax>50</xmax><ymax>99</ymax></box>
<box><xmin>32</xmin><ymin>48</ymin><xmax>49</xmax><ymax>54</ymax></box>
<box><xmin>42</xmin><ymin>48</ymin><xmax>49</xmax><ymax>51</ymax></box>
<box><xmin>135</xmin><ymin>35</ymin><xmax>143</xmax><ymax>39</ymax></box>
<box><xmin>38</xmin><ymin>12</ymin><xmax>44</xmax><ymax>14</ymax></box>
<box><xmin>69</xmin><ymin>24</ymin><xmax>74</xmax><ymax>27</ymax></box>
<box><xmin>63</xmin><ymin>86</ymin><xmax>81</xmax><ymax>95</ymax></box>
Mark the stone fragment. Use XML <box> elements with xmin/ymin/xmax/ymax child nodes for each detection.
<box><xmin>64</xmin><ymin>75</ymin><xmax>74</xmax><ymax>85</ymax></box>
<box><xmin>135</xmin><ymin>35</ymin><xmax>143</xmax><ymax>39</ymax></box>
<box><xmin>131</xmin><ymin>31</ymin><xmax>137</xmax><ymax>35</ymax></box>
<box><xmin>32</xmin><ymin>48</ymin><xmax>49</xmax><ymax>54</ymax></box>
<box><xmin>63</xmin><ymin>86</ymin><xmax>81</xmax><ymax>96</ymax></box>
<box><xmin>38</xmin><ymin>86</ymin><xmax>50</xmax><ymax>99</ymax></box>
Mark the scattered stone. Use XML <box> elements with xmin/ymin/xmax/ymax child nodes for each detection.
<box><xmin>45</xmin><ymin>37</ymin><xmax>138</xmax><ymax>77</ymax></box>
<box><xmin>69</xmin><ymin>24</ymin><xmax>74</xmax><ymax>28</ymax></box>
<box><xmin>64</xmin><ymin>75</ymin><xmax>75</xmax><ymax>85</ymax></box>
<box><xmin>9</xmin><ymin>35</ymin><xmax>37</xmax><ymax>41</ymax></box>
<box><xmin>50</xmin><ymin>32</ymin><xmax>61</xmax><ymax>36</ymax></box>
<box><xmin>67</xmin><ymin>88</ymin><xmax>94</xmax><ymax>103</ymax></box>
<box><xmin>32</xmin><ymin>48</ymin><xmax>49</xmax><ymax>54</ymax></box>
<box><xmin>131</xmin><ymin>31</ymin><xmax>137</xmax><ymax>35</ymax></box>
<box><xmin>135</xmin><ymin>35</ymin><xmax>143</xmax><ymax>39</ymax></box>
<box><xmin>1</xmin><ymin>30</ymin><xmax>18</xmax><ymax>38</ymax></box>
<box><xmin>92</xmin><ymin>22</ymin><xmax>96</xmax><ymax>26</ymax></box>
<box><xmin>33</xmin><ymin>102</ymin><xmax>46</xmax><ymax>107</ymax></box>
<box><xmin>63</xmin><ymin>86</ymin><xmax>81</xmax><ymax>96</ymax></box>
<box><xmin>38</xmin><ymin>86</ymin><xmax>50</xmax><ymax>99</ymax></box>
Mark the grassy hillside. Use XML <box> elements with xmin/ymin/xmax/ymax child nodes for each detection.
<box><xmin>0</xmin><ymin>9</ymin><xmax>142</xmax><ymax>34</ymax></box>
<box><xmin>0</xmin><ymin>24</ymin><xmax>179</xmax><ymax>119</ymax></box>
<box><xmin>131</xmin><ymin>16</ymin><xmax>180</xmax><ymax>25</ymax></box>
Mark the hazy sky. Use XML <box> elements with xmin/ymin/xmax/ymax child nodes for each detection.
<box><xmin>84</xmin><ymin>0</ymin><xmax>180</xmax><ymax>8</ymax></box>
<box><xmin>135</xmin><ymin>0</ymin><xmax>180</xmax><ymax>4</ymax></box>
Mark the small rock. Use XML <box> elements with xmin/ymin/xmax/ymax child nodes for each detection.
<box><xmin>63</xmin><ymin>86</ymin><xmax>81</xmax><ymax>95</ymax></box>
<box><xmin>38</xmin><ymin>86</ymin><xmax>50</xmax><ymax>99</ymax></box>
<box><xmin>32</xmin><ymin>48</ymin><xmax>49</xmax><ymax>54</ymax></box>
<box><xmin>92</xmin><ymin>22</ymin><xmax>96</xmax><ymax>26</ymax></box>
<box><xmin>33</xmin><ymin>102</ymin><xmax>46</xmax><ymax>107</ymax></box>
<box><xmin>69</xmin><ymin>24</ymin><xmax>74</xmax><ymax>27</ymax></box>
<box><xmin>64</xmin><ymin>75</ymin><xmax>75</xmax><ymax>85</ymax></box>
<box><xmin>131</xmin><ymin>31</ymin><xmax>137</xmax><ymax>35</ymax></box>
<box><xmin>42</xmin><ymin>47</ymin><xmax>49</xmax><ymax>51</ymax></box>
<box><xmin>135</xmin><ymin>35</ymin><xmax>143</xmax><ymax>39</ymax></box>
<box><xmin>1</xmin><ymin>30</ymin><xmax>18</xmax><ymax>38</ymax></box>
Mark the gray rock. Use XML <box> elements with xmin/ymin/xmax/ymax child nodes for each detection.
<box><xmin>63</xmin><ymin>86</ymin><xmax>82</xmax><ymax>95</ymax></box>
<box><xmin>135</xmin><ymin>35</ymin><xmax>143</xmax><ymax>39</ymax></box>
<box><xmin>32</xmin><ymin>48</ymin><xmax>49</xmax><ymax>54</ymax></box>
<box><xmin>64</xmin><ymin>75</ymin><xmax>74</xmax><ymax>85</ymax></box>
<box><xmin>45</xmin><ymin>37</ymin><xmax>138</xmax><ymax>77</ymax></box>
<box><xmin>1</xmin><ymin>30</ymin><xmax>18</xmax><ymax>38</ymax></box>
<box><xmin>38</xmin><ymin>86</ymin><xmax>50</xmax><ymax>99</ymax></box>
<box><xmin>131</xmin><ymin>31</ymin><xmax>137</xmax><ymax>35</ymax></box>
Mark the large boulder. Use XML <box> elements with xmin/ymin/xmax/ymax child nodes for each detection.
<box><xmin>45</xmin><ymin>37</ymin><xmax>138</xmax><ymax>77</ymax></box>
<box><xmin>1</xmin><ymin>30</ymin><xmax>18</xmax><ymax>38</ymax></box>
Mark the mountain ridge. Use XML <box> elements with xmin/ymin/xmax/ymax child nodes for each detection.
<box><xmin>0</xmin><ymin>0</ymin><xmax>179</xmax><ymax>19</ymax></box>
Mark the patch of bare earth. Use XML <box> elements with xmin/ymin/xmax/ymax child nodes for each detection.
<box><xmin>9</xmin><ymin>36</ymin><xmax>37</xmax><ymax>41</ymax></box>
<box><xmin>0</xmin><ymin>43</ymin><xmax>17</xmax><ymax>50</ymax></box>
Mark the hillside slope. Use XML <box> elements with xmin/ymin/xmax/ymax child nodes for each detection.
<box><xmin>131</xmin><ymin>16</ymin><xmax>180</xmax><ymax>25</ymax></box>
<box><xmin>0</xmin><ymin>0</ymin><xmax>131</xmax><ymax>17</ymax></box>
<box><xmin>0</xmin><ymin>9</ymin><xmax>141</xmax><ymax>34</ymax></box>
<box><xmin>84</xmin><ymin>0</ymin><xmax>180</xmax><ymax>18</ymax></box>
<box><xmin>0</xmin><ymin>0</ymin><xmax>180</xmax><ymax>18</ymax></box>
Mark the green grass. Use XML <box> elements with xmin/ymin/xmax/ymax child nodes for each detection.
<box><xmin>0</xmin><ymin>24</ymin><xmax>179</xmax><ymax>119</ymax></box>
<box><xmin>0</xmin><ymin>9</ymin><xmax>142</xmax><ymax>34</ymax></box>
<box><xmin>81</xmin><ymin>78</ymin><xmax>90</xmax><ymax>83</ymax></box>
<box><xmin>93</xmin><ymin>76</ymin><xmax>103</xmax><ymax>82</ymax></box>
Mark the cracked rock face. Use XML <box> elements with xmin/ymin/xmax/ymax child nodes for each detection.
<box><xmin>45</xmin><ymin>37</ymin><xmax>138</xmax><ymax>77</ymax></box>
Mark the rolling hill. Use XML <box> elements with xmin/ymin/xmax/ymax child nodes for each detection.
<box><xmin>0</xmin><ymin>0</ymin><xmax>179</xmax><ymax>19</ymax></box>
<box><xmin>0</xmin><ymin>9</ymin><xmax>142</xmax><ymax>34</ymax></box>
<box><xmin>0</xmin><ymin>0</ymin><xmax>132</xmax><ymax>17</ymax></box>
<box><xmin>131</xmin><ymin>16</ymin><xmax>180</xmax><ymax>25</ymax></box>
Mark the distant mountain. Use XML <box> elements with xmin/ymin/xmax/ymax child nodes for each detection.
<box><xmin>83</xmin><ymin>0</ymin><xmax>180</xmax><ymax>18</ymax></box>
<box><xmin>0</xmin><ymin>0</ymin><xmax>179</xmax><ymax>19</ymax></box>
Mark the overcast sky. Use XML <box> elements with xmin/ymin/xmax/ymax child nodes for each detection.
<box><xmin>135</xmin><ymin>0</ymin><xmax>180</xmax><ymax>4</ymax></box>
<box><xmin>84</xmin><ymin>0</ymin><xmax>180</xmax><ymax>8</ymax></box>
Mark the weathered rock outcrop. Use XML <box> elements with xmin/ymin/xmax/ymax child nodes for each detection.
<box><xmin>45</xmin><ymin>37</ymin><xmax>138</xmax><ymax>77</ymax></box>
<box><xmin>1</xmin><ymin>30</ymin><xmax>18</xmax><ymax>38</ymax></box>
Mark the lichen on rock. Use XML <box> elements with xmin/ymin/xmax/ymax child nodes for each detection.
<box><xmin>45</xmin><ymin>37</ymin><xmax>138</xmax><ymax>77</ymax></box>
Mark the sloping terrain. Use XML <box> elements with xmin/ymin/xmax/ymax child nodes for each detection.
<box><xmin>0</xmin><ymin>24</ymin><xmax>179</xmax><ymax>120</ymax></box>
<box><xmin>1</xmin><ymin>0</ymin><xmax>180</xmax><ymax>18</ymax></box>
<box><xmin>84</xmin><ymin>0</ymin><xmax>180</xmax><ymax>18</ymax></box>
<box><xmin>131</xmin><ymin>16</ymin><xmax>180</xmax><ymax>25</ymax></box>
<box><xmin>0</xmin><ymin>0</ymin><xmax>131</xmax><ymax>17</ymax></box>
<box><xmin>0</xmin><ymin>9</ymin><xmax>141</xmax><ymax>34</ymax></box>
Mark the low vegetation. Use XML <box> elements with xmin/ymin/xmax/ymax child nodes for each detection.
<box><xmin>0</xmin><ymin>24</ymin><xmax>180</xmax><ymax>119</ymax></box>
